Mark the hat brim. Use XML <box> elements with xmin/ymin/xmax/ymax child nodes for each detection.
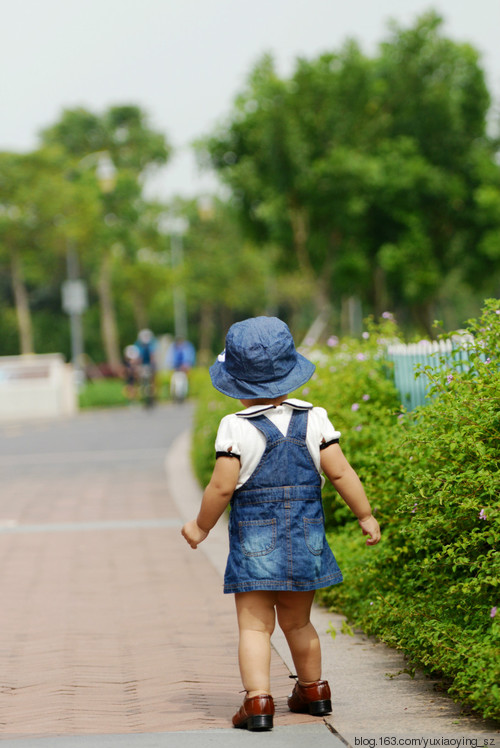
<box><xmin>209</xmin><ymin>353</ymin><xmax>315</xmax><ymax>399</ymax></box>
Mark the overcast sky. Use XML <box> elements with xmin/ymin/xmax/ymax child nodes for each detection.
<box><xmin>2</xmin><ymin>0</ymin><xmax>499</xmax><ymax>200</ymax></box>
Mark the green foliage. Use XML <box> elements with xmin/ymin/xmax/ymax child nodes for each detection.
<box><xmin>79</xmin><ymin>367</ymin><xmax>207</xmax><ymax>409</ymax></box>
<box><xmin>0</xmin><ymin>307</ymin><xmax>20</xmax><ymax>355</ymax></box>
<box><xmin>180</xmin><ymin>197</ymin><xmax>277</xmax><ymax>356</ymax></box>
<box><xmin>297</xmin><ymin>316</ymin><xmax>402</xmax><ymax>529</ymax></box>
<box><xmin>38</xmin><ymin>106</ymin><xmax>172</xmax><ymax>368</ymax></box>
<box><xmin>191</xmin><ymin>369</ymin><xmax>235</xmax><ymax>489</ymax></box>
<box><xmin>78</xmin><ymin>378</ymin><xmax>131</xmax><ymax>409</ymax></box>
<box><xmin>2</xmin><ymin>16</ymin><xmax>500</xmax><ymax>364</ymax></box>
<box><xmin>317</xmin><ymin>300</ymin><xmax>500</xmax><ymax>720</ymax></box>
<box><xmin>41</xmin><ymin>105</ymin><xmax>170</xmax><ymax>173</ymax></box>
<box><xmin>199</xmin><ymin>13</ymin><xmax>500</xmax><ymax>333</ymax></box>
<box><xmin>192</xmin><ymin>301</ymin><xmax>500</xmax><ymax>720</ymax></box>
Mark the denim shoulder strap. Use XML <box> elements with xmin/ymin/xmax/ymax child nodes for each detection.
<box><xmin>286</xmin><ymin>408</ymin><xmax>308</xmax><ymax>442</ymax></box>
<box><xmin>245</xmin><ymin>414</ymin><xmax>283</xmax><ymax>443</ymax></box>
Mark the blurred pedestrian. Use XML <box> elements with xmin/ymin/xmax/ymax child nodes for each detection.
<box><xmin>122</xmin><ymin>344</ymin><xmax>140</xmax><ymax>402</ymax></box>
<box><xmin>166</xmin><ymin>336</ymin><xmax>196</xmax><ymax>401</ymax></box>
<box><xmin>135</xmin><ymin>329</ymin><xmax>158</xmax><ymax>406</ymax></box>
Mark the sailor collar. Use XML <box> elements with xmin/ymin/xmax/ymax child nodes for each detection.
<box><xmin>236</xmin><ymin>398</ymin><xmax>313</xmax><ymax>418</ymax></box>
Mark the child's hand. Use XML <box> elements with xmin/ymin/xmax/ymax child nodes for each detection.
<box><xmin>358</xmin><ymin>515</ymin><xmax>381</xmax><ymax>546</ymax></box>
<box><xmin>181</xmin><ymin>520</ymin><xmax>208</xmax><ymax>549</ymax></box>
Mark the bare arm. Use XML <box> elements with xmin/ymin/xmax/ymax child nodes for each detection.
<box><xmin>181</xmin><ymin>456</ymin><xmax>240</xmax><ymax>549</ymax></box>
<box><xmin>320</xmin><ymin>443</ymin><xmax>380</xmax><ymax>545</ymax></box>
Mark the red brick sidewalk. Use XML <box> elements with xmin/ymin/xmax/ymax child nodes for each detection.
<box><xmin>0</xmin><ymin>410</ymin><xmax>317</xmax><ymax>738</ymax></box>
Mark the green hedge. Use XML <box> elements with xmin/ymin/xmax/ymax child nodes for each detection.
<box><xmin>191</xmin><ymin>300</ymin><xmax>500</xmax><ymax>720</ymax></box>
<box><xmin>78</xmin><ymin>378</ymin><xmax>131</xmax><ymax>409</ymax></box>
<box><xmin>78</xmin><ymin>367</ymin><xmax>207</xmax><ymax>409</ymax></box>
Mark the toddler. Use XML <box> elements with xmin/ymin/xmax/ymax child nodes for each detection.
<box><xmin>182</xmin><ymin>316</ymin><xmax>380</xmax><ymax>731</ymax></box>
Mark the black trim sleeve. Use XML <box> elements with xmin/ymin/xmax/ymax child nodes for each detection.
<box><xmin>320</xmin><ymin>438</ymin><xmax>340</xmax><ymax>450</ymax></box>
<box><xmin>215</xmin><ymin>451</ymin><xmax>241</xmax><ymax>460</ymax></box>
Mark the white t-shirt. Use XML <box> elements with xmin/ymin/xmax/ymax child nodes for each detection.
<box><xmin>215</xmin><ymin>398</ymin><xmax>341</xmax><ymax>489</ymax></box>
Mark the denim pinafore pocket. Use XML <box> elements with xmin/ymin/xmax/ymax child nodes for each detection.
<box><xmin>223</xmin><ymin>408</ymin><xmax>343</xmax><ymax>593</ymax></box>
<box><xmin>239</xmin><ymin>518</ymin><xmax>277</xmax><ymax>557</ymax></box>
<box><xmin>303</xmin><ymin>516</ymin><xmax>325</xmax><ymax>555</ymax></box>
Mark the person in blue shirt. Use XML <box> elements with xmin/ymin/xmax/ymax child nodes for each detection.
<box><xmin>166</xmin><ymin>337</ymin><xmax>196</xmax><ymax>401</ymax></box>
<box><xmin>168</xmin><ymin>337</ymin><xmax>196</xmax><ymax>372</ymax></box>
<box><xmin>135</xmin><ymin>329</ymin><xmax>157</xmax><ymax>367</ymax></box>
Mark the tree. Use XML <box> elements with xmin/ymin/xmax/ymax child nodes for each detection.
<box><xmin>178</xmin><ymin>197</ymin><xmax>275</xmax><ymax>361</ymax></box>
<box><xmin>198</xmin><ymin>13</ymin><xmax>499</xmax><ymax>334</ymax></box>
<box><xmin>0</xmin><ymin>148</ymin><xmax>98</xmax><ymax>354</ymax></box>
<box><xmin>40</xmin><ymin>105</ymin><xmax>170</xmax><ymax>369</ymax></box>
<box><xmin>112</xmin><ymin>201</ymin><xmax>173</xmax><ymax>333</ymax></box>
<box><xmin>368</xmin><ymin>12</ymin><xmax>496</xmax><ymax>330</ymax></box>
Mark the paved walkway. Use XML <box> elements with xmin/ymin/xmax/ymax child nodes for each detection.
<box><xmin>0</xmin><ymin>404</ymin><xmax>497</xmax><ymax>746</ymax></box>
<box><xmin>0</xmin><ymin>405</ymin><xmax>338</xmax><ymax>747</ymax></box>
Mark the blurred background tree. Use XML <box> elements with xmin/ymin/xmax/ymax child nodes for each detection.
<box><xmin>40</xmin><ymin>105</ymin><xmax>170</xmax><ymax>370</ymax></box>
<box><xmin>0</xmin><ymin>12</ymin><xmax>499</xmax><ymax>364</ymax></box>
<box><xmin>0</xmin><ymin>147</ymin><xmax>99</xmax><ymax>355</ymax></box>
<box><xmin>198</xmin><ymin>12</ymin><xmax>500</xmax><ymax>336</ymax></box>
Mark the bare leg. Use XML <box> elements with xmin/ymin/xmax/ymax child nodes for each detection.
<box><xmin>276</xmin><ymin>590</ymin><xmax>321</xmax><ymax>683</ymax></box>
<box><xmin>235</xmin><ymin>591</ymin><xmax>277</xmax><ymax>697</ymax></box>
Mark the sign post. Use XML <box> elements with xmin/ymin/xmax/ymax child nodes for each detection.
<box><xmin>62</xmin><ymin>247</ymin><xmax>88</xmax><ymax>387</ymax></box>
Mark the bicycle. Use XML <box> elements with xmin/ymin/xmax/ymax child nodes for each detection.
<box><xmin>170</xmin><ymin>369</ymin><xmax>189</xmax><ymax>403</ymax></box>
<box><xmin>139</xmin><ymin>364</ymin><xmax>155</xmax><ymax>407</ymax></box>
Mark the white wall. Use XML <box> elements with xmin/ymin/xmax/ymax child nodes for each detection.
<box><xmin>0</xmin><ymin>354</ymin><xmax>78</xmax><ymax>422</ymax></box>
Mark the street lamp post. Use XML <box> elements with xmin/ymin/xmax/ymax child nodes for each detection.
<box><xmin>62</xmin><ymin>244</ymin><xmax>87</xmax><ymax>386</ymax></box>
<box><xmin>62</xmin><ymin>152</ymin><xmax>116</xmax><ymax>387</ymax></box>
<box><xmin>159</xmin><ymin>214</ymin><xmax>189</xmax><ymax>340</ymax></box>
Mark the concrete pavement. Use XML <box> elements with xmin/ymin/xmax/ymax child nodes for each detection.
<box><xmin>0</xmin><ymin>403</ymin><xmax>497</xmax><ymax>746</ymax></box>
<box><xmin>0</xmin><ymin>724</ymin><xmax>340</xmax><ymax>747</ymax></box>
<box><xmin>0</xmin><ymin>404</ymin><xmax>341</xmax><ymax>747</ymax></box>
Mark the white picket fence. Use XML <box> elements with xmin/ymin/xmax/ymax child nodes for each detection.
<box><xmin>386</xmin><ymin>338</ymin><xmax>470</xmax><ymax>411</ymax></box>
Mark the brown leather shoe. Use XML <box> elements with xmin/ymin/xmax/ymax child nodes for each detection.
<box><xmin>288</xmin><ymin>678</ymin><xmax>332</xmax><ymax>715</ymax></box>
<box><xmin>232</xmin><ymin>694</ymin><xmax>274</xmax><ymax>731</ymax></box>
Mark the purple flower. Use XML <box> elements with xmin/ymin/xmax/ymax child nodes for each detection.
<box><xmin>355</xmin><ymin>424</ymin><xmax>363</xmax><ymax>431</ymax></box>
<box><xmin>446</xmin><ymin>374</ymin><xmax>454</xmax><ymax>384</ymax></box>
<box><xmin>362</xmin><ymin>331</ymin><xmax>370</xmax><ymax>340</ymax></box>
<box><xmin>362</xmin><ymin>394</ymin><xmax>370</xmax><ymax>401</ymax></box>
<box><xmin>485</xmin><ymin>358</ymin><xmax>491</xmax><ymax>364</ymax></box>
<box><xmin>369</xmin><ymin>601</ymin><xmax>374</xmax><ymax>606</ymax></box>
<box><xmin>491</xmin><ymin>607</ymin><xmax>497</xmax><ymax>618</ymax></box>
<box><xmin>411</xmin><ymin>503</ymin><xmax>418</xmax><ymax>514</ymax></box>
<box><xmin>302</xmin><ymin>387</ymin><xmax>310</xmax><ymax>396</ymax></box>
<box><xmin>327</xmin><ymin>336</ymin><xmax>339</xmax><ymax>347</ymax></box>
<box><xmin>351</xmin><ymin>403</ymin><xmax>360</xmax><ymax>411</ymax></box>
<box><xmin>356</xmin><ymin>352</ymin><xmax>367</xmax><ymax>361</ymax></box>
<box><xmin>479</xmin><ymin>509</ymin><xmax>487</xmax><ymax>520</ymax></box>
<box><xmin>305</xmin><ymin>336</ymin><xmax>315</xmax><ymax>347</ymax></box>
<box><xmin>382</xmin><ymin>311</ymin><xmax>394</xmax><ymax>320</ymax></box>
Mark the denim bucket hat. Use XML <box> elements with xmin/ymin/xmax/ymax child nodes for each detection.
<box><xmin>209</xmin><ymin>316</ymin><xmax>315</xmax><ymax>399</ymax></box>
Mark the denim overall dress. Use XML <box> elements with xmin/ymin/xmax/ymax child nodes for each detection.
<box><xmin>223</xmin><ymin>409</ymin><xmax>343</xmax><ymax>593</ymax></box>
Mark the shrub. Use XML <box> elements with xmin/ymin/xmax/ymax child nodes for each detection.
<box><xmin>191</xmin><ymin>301</ymin><xmax>500</xmax><ymax>719</ymax></box>
<box><xmin>317</xmin><ymin>300</ymin><xmax>500</xmax><ymax>720</ymax></box>
<box><xmin>191</xmin><ymin>370</ymin><xmax>234</xmax><ymax>488</ymax></box>
<box><xmin>79</xmin><ymin>367</ymin><xmax>205</xmax><ymax>409</ymax></box>
<box><xmin>78</xmin><ymin>378</ymin><xmax>130</xmax><ymax>409</ymax></box>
